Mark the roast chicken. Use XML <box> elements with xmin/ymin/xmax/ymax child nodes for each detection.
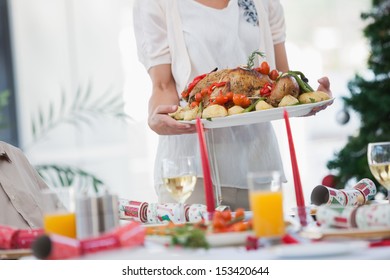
<box><xmin>173</xmin><ymin>66</ymin><xmax>329</xmax><ymax>121</ymax></box>
<box><xmin>183</xmin><ymin>67</ymin><xmax>272</xmax><ymax>107</ymax></box>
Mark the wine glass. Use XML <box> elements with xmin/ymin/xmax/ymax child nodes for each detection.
<box><xmin>161</xmin><ymin>156</ymin><xmax>197</xmax><ymax>223</ymax></box>
<box><xmin>367</xmin><ymin>142</ymin><xmax>390</xmax><ymax>202</ymax></box>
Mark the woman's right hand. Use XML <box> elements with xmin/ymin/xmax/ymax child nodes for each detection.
<box><xmin>148</xmin><ymin>104</ymin><xmax>197</xmax><ymax>135</ymax></box>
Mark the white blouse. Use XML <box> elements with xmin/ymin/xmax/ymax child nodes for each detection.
<box><xmin>133</xmin><ymin>0</ymin><xmax>287</xmax><ymax>192</ymax></box>
<box><xmin>178</xmin><ymin>0</ymin><xmax>260</xmax><ymax>80</ymax></box>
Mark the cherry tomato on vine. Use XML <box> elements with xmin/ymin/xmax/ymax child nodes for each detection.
<box><xmin>226</xmin><ymin>91</ymin><xmax>233</xmax><ymax>101</ymax></box>
<box><xmin>258</xmin><ymin>61</ymin><xmax>270</xmax><ymax>75</ymax></box>
<box><xmin>269</xmin><ymin>69</ymin><xmax>279</xmax><ymax>81</ymax></box>
<box><xmin>215</xmin><ymin>94</ymin><xmax>228</xmax><ymax>105</ymax></box>
<box><xmin>221</xmin><ymin>210</ymin><xmax>232</xmax><ymax>222</ymax></box>
<box><xmin>195</xmin><ymin>92</ymin><xmax>202</xmax><ymax>102</ymax></box>
<box><xmin>190</xmin><ymin>101</ymin><xmax>199</xmax><ymax>108</ymax></box>
<box><xmin>200</xmin><ymin>88</ymin><xmax>209</xmax><ymax>96</ymax></box>
<box><xmin>232</xmin><ymin>94</ymin><xmax>242</xmax><ymax>106</ymax></box>
<box><xmin>239</xmin><ymin>95</ymin><xmax>251</xmax><ymax>107</ymax></box>
<box><xmin>235</xmin><ymin>208</ymin><xmax>245</xmax><ymax>219</ymax></box>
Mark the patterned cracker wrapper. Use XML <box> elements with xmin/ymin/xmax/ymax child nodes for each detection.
<box><xmin>146</xmin><ymin>202</ymin><xmax>158</xmax><ymax>224</ymax></box>
<box><xmin>343</xmin><ymin>190</ymin><xmax>365</xmax><ymax>206</ymax></box>
<box><xmin>156</xmin><ymin>203</ymin><xmax>185</xmax><ymax>224</ymax></box>
<box><xmin>311</xmin><ymin>185</ymin><xmax>346</xmax><ymax>206</ymax></box>
<box><xmin>188</xmin><ymin>204</ymin><xmax>207</xmax><ymax>223</ymax></box>
<box><xmin>352</xmin><ymin>178</ymin><xmax>377</xmax><ymax>202</ymax></box>
<box><xmin>316</xmin><ymin>205</ymin><xmax>357</xmax><ymax>228</ymax></box>
<box><xmin>118</xmin><ymin>199</ymin><xmax>148</xmax><ymax>223</ymax></box>
<box><xmin>355</xmin><ymin>204</ymin><xmax>390</xmax><ymax>229</ymax></box>
<box><xmin>147</xmin><ymin>203</ymin><xmax>205</xmax><ymax>224</ymax></box>
<box><xmin>311</xmin><ymin>178</ymin><xmax>377</xmax><ymax>207</ymax></box>
<box><xmin>146</xmin><ymin>203</ymin><xmax>183</xmax><ymax>224</ymax></box>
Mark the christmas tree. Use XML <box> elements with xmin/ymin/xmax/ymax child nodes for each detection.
<box><xmin>327</xmin><ymin>0</ymin><xmax>390</xmax><ymax>194</ymax></box>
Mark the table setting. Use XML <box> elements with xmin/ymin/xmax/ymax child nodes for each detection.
<box><xmin>1</xmin><ymin>101</ymin><xmax>390</xmax><ymax>261</ymax></box>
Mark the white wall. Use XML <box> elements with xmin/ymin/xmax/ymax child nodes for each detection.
<box><xmin>8</xmin><ymin>0</ymin><xmax>370</xmax><ymax>208</ymax></box>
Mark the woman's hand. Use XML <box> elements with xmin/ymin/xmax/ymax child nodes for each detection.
<box><xmin>148</xmin><ymin>104</ymin><xmax>197</xmax><ymax>135</ymax></box>
<box><xmin>147</xmin><ymin>64</ymin><xmax>197</xmax><ymax>135</ymax></box>
<box><xmin>304</xmin><ymin>76</ymin><xmax>333</xmax><ymax>116</ymax></box>
<box><xmin>317</xmin><ymin>76</ymin><xmax>332</xmax><ymax>97</ymax></box>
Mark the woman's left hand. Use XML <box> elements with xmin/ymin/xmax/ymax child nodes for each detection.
<box><xmin>304</xmin><ymin>76</ymin><xmax>334</xmax><ymax>116</ymax></box>
<box><xmin>317</xmin><ymin>76</ymin><xmax>332</xmax><ymax>97</ymax></box>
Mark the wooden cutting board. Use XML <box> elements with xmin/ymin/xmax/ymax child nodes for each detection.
<box><xmin>300</xmin><ymin>227</ymin><xmax>390</xmax><ymax>240</ymax></box>
<box><xmin>0</xmin><ymin>249</ymin><xmax>32</xmax><ymax>260</ymax></box>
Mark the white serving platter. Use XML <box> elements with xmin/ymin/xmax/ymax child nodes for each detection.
<box><xmin>180</xmin><ymin>98</ymin><xmax>334</xmax><ymax>129</ymax></box>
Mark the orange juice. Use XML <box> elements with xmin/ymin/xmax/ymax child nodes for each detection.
<box><xmin>43</xmin><ymin>212</ymin><xmax>77</xmax><ymax>238</ymax></box>
<box><xmin>250</xmin><ymin>191</ymin><xmax>285</xmax><ymax>238</ymax></box>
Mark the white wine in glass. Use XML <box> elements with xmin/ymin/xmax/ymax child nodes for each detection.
<box><xmin>161</xmin><ymin>156</ymin><xmax>197</xmax><ymax>223</ymax></box>
<box><xmin>367</xmin><ymin>142</ymin><xmax>390</xmax><ymax>201</ymax></box>
<box><xmin>163</xmin><ymin>175</ymin><xmax>197</xmax><ymax>203</ymax></box>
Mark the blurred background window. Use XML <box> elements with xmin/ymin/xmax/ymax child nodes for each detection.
<box><xmin>0</xmin><ymin>0</ymin><xmax>18</xmax><ymax>146</ymax></box>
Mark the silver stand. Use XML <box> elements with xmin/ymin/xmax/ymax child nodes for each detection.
<box><xmin>205</xmin><ymin>129</ymin><xmax>223</xmax><ymax>207</ymax></box>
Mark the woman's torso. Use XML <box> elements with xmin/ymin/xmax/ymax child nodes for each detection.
<box><xmin>154</xmin><ymin>0</ymin><xmax>285</xmax><ymax>190</ymax></box>
<box><xmin>179</xmin><ymin>0</ymin><xmax>261</xmax><ymax>80</ymax></box>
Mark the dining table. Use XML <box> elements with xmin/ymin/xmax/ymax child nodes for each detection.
<box><xmin>52</xmin><ymin>215</ymin><xmax>390</xmax><ymax>261</ymax></box>
<box><xmin>72</xmin><ymin>238</ymin><xmax>390</xmax><ymax>260</ymax></box>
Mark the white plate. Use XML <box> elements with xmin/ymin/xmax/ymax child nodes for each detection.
<box><xmin>146</xmin><ymin>231</ymin><xmax>254</xmax><ymax>248</ymax></box>
<box><xmin>269</xmin><ymin>240</ymin><xmax>368</xmax><ymax>259</ymax></box>
<box><xmin>181</xmin><ymin>98</ymin><xmax>334</xmax><ymax>129</ymax></box>
<box><xmin>206</xmin><ymin>231</ymin><xmax>254</xmax><ymax>247</ymax></box>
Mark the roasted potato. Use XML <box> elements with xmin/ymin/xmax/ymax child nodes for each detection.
<box><xmin>255</xmin><ymin>100</ymin><xmax>274</xmax><ymax>111</ymax></box>
<box><xmin>228</xmin><ymin>105</ymin><xmax>245</xmax><ymax>115</ymax></box>
<box><xmin>202</xmin><ymin>104</ymin><xmax>228</xmax><ymax>119</ymax></box>
<box><xmin>278</xmin><ymin>95</ymin><xmax>299</xmax><ymax>107</ymax></box>
<box><xmin>169</xmin><ymin>106</ymin><xmax>184</xmax><ymax>120</ymax></box>
<box><xmin>183</xmin><ymin>106</ymin><xmax>199</xmax><ymax>121</ymax></box>
<box><xmin>298</xmin><ymin>91</ymin><xmax>330</xmax><ymax>104</ymax></box>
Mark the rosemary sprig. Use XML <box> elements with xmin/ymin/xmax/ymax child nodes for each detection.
<box><xmin>246</xmin><ymin>50</ymin><xmax>265</xmax><ymax>70</ymax></box>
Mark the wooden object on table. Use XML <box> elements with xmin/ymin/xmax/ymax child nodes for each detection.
<box><xmin>0</xmin><ymin>249</ymin><xmax>32</xmax><ymax>260</ymax></box>
<box><xmin>300</xmin><ymin>227</ymin><xmax>390</xmax><ymax>240</ymax></box>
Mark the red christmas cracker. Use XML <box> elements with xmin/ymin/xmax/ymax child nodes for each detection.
<box><xmin>12</xmin><ymin>228</ymin><xmax>44</xmax><ymax>249</ymax></box>
<box><xmin>32</xmin><ymin>221</ymin><xmax>145</xmax><ymax>259</ymax></box>
<box><xmin>119</xmin><ymin>200</ymin><xmax>148</xmax><ymax>223</ymax></box>
<box><xmin>0</xmin><ymin>225</ymin><xmax>18</xmax><ymax>249</ymax></box>
<box><xmin>0</xmin><ymin>225</ymin><xmax>44</xmax><ymax>249</ymax></box>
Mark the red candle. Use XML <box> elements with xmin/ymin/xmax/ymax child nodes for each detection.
<box><xmin>283</xmin><ymin>109</ymin><xmax>307</xmax><ymax>226</ymax></box>
<box><xmin>195</xmin><ymin>117</ymin><xmax>215</xmax><ymax>215</ymax></box>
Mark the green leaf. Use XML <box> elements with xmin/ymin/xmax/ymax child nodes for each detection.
<box><xmin>35</xmin><ymin>164</ymin><xmax>105</xmax><ymax>192</ymax></box>
<box><xmin>49</xmin><ymin>102</ymin><xmax>54</xmax><ymax>123</ymax></box>
<box><xmin>60</xmin><ymin>87</ymin><xmax>67</xmax><ymax>117</ymax></box>
<box><xmin>31</xmin><ymin>116</ymin><xmax>37</xmax><ymax>139</ymax></box>
<box><xmin>38</xmin><ymin>107</ymin><xmax>44</xmax><ymax>131</ymax></box>
<box><xmin>71</xmin><ymin>85</ymin><xmax>83</xmax><ymax>110</ymax></box>
<box><xmin>0</xmin><ymin>90</ymin><xmax>10</xmax><ymax>108</ymax></box>
<box><xmin>80</xmin><ymin>80</ymin><xmax>93</xmax><ymax>108</ymax></box>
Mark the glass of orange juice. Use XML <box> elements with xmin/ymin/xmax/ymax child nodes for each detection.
<box><xmin>42</xmin><ymin>188</ymin><xmax>77</xmax><ymax>239</ymax></box>
<box><xmin>248</xmin><ymin>171</ymin><xmax>285</xmax><ymax>238</ymax></box>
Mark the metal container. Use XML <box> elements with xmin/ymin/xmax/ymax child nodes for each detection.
<box><xmin>98</xmin><ymin>193</ymin><xmax>119</xmax><ymax>233</ymax></box>
<box><xmin>75</xmin><ymin>194</ymin><xmax>100</xmax><ymax>239</ymax></box>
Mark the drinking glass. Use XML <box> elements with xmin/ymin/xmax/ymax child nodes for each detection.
<box><xmin>161</xmin><ymin>156</ymin><xmax>197</xmax><ymax>223</ymax></box>
<box><xmin>42</xmin><ymin>187</ymin><xmax>77</xmax><ymax>238</ymax></box>
<box><xmin>367</xmin><ymin>142</ymin><xmax>390</xmax><ymax>202</ymax></box>
<box><xmin>247</xmin><ymin>171</ymin><xmax>285</xmax><ymax>238</ymax></box>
